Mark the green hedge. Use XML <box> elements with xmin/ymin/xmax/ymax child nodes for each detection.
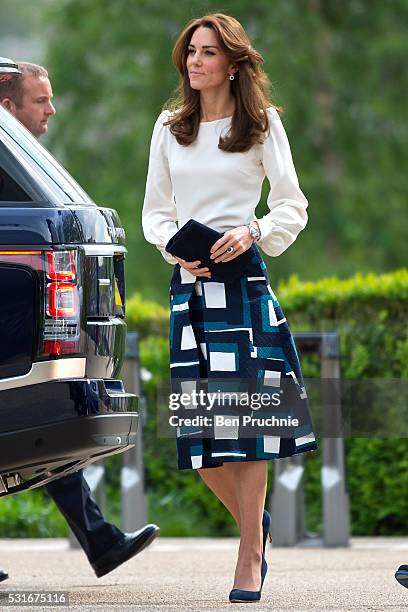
<box><xmin>126</xmin><ymin>292</ymin><xmax>169</xmax><ymax>338</ymax></box>
<box><xmin>1</xmin><ymin>268</ymin><xmax>407</xmax><ymax>537</ymax></box>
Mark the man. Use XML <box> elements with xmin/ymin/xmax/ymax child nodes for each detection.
<box><xmin>0</xmin><ymin>58</ymin><xmax>159</xmax><ymax>582</ymax></box>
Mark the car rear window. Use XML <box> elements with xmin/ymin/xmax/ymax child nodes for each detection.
<box><xmin>0</xmin><ymin>166</ymin><xmax>32</xmax><ymax>202</ymax></box>
<box><xmin>0</xmin><ymin>107</ymin><xmax>95</xmax><ymax>205</ymax></box>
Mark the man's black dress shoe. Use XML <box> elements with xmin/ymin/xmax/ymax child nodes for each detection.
<box><xmin>92</xmin><ymin>524</ymin><xmax>159</xmax><ymax>578</ymax></box>
<box><xmin>395</xmin><ymin>564</ymin><xmax>408</xmax><ymax>588</ymax></box>
<box><xmin>0</xmin><ymin>568</ymin><xmax>9</xmax><ymax>582</ymax></box>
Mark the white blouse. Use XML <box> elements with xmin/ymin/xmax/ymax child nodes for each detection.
<box><xmin>142</xmin><ymin>107</ymin><xmax>308</xmax><ymax>265</ymax></box>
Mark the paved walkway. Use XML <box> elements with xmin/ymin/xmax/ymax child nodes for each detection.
<box><xmin>0</xmin><ymin>537</ymin><xmax>408</xmax><ymax>610</ymax></box>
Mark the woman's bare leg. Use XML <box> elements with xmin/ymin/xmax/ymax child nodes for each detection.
<box><xmin>231</xmin><ymin>460</ymin><xmax>267</xmax><ymax>591</ymax></box>
<box><xmin>197</xmin><ymin>464</ymin><xmax>241</xmax><ymax>527</ymax></box>
<box><xmin>198</xmin><ymin>460</ymin><xmax>268</xmax><ymax>591</ymax></box>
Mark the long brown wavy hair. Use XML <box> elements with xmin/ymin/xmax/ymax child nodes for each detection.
<box><xmin>165</xmin><ymin>13</ymin><xmax>281</xmax><ymax>153</ymax></box>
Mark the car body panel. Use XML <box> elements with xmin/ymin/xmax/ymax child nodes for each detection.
<box><xmin>0</xmin><ymin>106</ymin><xmax>137</xmax><ymax>497</ymax></box>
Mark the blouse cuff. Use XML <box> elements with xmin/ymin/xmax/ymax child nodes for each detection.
<box><xmin>254</xmin><ymin>215</ymin><xmax>287</xmax><ymax>257</ymax></box>
<box><xmin>157</xmin><ymin>244</ymin><xmax>178</xmax><ymax>265</ymax></box>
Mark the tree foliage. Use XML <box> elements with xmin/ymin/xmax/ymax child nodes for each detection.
<box><xmin>43</xmin><ymin>0</ymin><xmax>408</xmax><ymax>303</ymax></box>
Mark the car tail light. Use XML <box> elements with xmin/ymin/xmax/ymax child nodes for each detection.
<box><xmin>43</xmin><ymin>250</ymin><xmax>80</xmax><ymax>356</ymax></box>
<box><xmin>0</xmin><ymin>250</ymin><xmax>43</xmax><ymax>269</ymax></box>
<box><xmin>46</xmin><ymin>282</ymin><xmax>78</xmax><ymax>318</ymax></box>
<box><xmin>46</xmin><ymin>251</ymin><xmax>76</xmax><ymax>281</ymax></box>
<box><xmin>0</xmin><ymin>249</ymin><xmax>82</xmax><ymax>359</ymax></box>
<box><xmin>43</xmin><ymin>340</ymin><xmax>78</xmax><ymax>355</ymax></box>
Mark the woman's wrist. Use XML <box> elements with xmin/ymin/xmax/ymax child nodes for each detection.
<box><xmin>246</xmin><ymin>220</ymin><xmax>261</xmax><ymax>242</ymax></box>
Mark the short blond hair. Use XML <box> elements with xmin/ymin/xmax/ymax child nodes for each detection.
<box><xmin>17</xmin><ymin>62</ymin><xmax>48</xmax><ymax>79</ymax></box>
<box><xmin>0</xmin><ymin>62</ymin><xmax>48</xmax><ymax>107</ymax></box>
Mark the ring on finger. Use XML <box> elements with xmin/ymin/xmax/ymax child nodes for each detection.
<box><xmin>226</xmin><ymin>245</ymin><xmax>234</xmax><ymax>254</ymax></box>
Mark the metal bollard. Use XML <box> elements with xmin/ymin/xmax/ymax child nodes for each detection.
<box><xmin>320</xmin><ymin>334</ymin><xmax>350</xmax><ymax>546</ymax></box>
<box><xmin>271</xmin><ymin>455</ymin><xmax>305</xmax><ymax>546</ymax></box>
<box><xmin>270</xmin><ymin>332</ymin><xmax>350</xmax><ymax>547</ymax></box>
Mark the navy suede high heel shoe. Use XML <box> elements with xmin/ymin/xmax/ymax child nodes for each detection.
<box><xmin>229</xmin><ymin>558</ymin><xmax>268</xmax><ymax>603</ymax></box>
<box><xmin>229</xmin><ymin>512</ymin><xmax>271</xmax><ymax>603</ymax></box>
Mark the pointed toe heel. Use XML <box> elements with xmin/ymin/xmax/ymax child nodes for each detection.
<box><xmin>229</xmin><ymin>588</ymin><xmax>261</xmax><ymax>603</ymax></box>
<box><xmin>229</xmin><ymin>558</ymin><xmax>268</xmax><ymax>603</ymax></box>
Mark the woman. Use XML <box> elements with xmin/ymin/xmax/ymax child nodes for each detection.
<box><xmin>142</xmin><ymin>13</ymin><xmax>317</xmax><ymax>603</ymax></box>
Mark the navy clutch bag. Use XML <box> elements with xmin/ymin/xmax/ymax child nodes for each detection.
<box><xmin>165</xmin><ymin>218</ymin><xmax>255</xmax><ymax>283</ymax></box>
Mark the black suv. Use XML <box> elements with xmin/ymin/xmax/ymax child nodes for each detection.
<box><xmin>0</xmin><ymin>106</ymin><xmax>138</xmax><ymax>497</ymax></box>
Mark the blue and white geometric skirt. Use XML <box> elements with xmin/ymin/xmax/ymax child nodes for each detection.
<box><xmin>169</xmin><ymin>244</ymin><xmax>318</xmax><ymax>470</ymax></box>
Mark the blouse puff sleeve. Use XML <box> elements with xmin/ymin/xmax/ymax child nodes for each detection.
<box><xmin>141</xmin><ymin>110</ymin><xmax>179</xmax><ymax>265</ymax></box>
<box><xmin>254</xmin><ymin>107</ymin><xmax>308</xmax><ymax>257</ymax></box>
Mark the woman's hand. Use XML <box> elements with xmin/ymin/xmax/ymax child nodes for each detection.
<box><xmin>210</xmin><ymin>225</ymin><xmax>253</xmax><ymax>263</ymax></box>
<box><xmin>173</xmin><ymin>256</ymin><xmax>212</xmax><ymax>278</ymax></box>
